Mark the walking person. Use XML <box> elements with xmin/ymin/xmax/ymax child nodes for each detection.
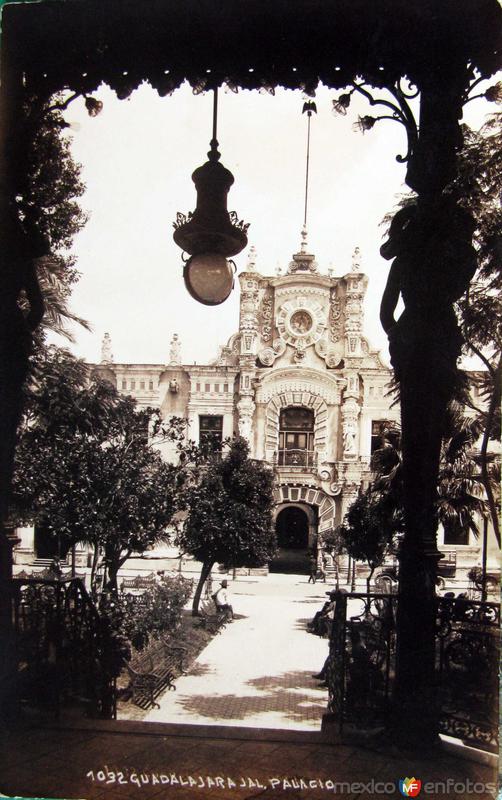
<box><xmin>308</xmin><ymin>553</ymin><xmax>317</xmax><ymax>584</ymax></box>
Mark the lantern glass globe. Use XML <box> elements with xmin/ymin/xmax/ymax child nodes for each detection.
<box><xmin>183</xmin><ymin>253</ymin><xmax>234</xmax><ymax>306</ymax></box>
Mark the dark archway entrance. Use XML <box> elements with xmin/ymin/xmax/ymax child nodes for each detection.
<box><xmin>270</xmin><ymin>506</ymin><xmax>310</xmax><ymax>574</ymax></box>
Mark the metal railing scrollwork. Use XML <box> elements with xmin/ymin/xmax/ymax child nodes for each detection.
<box><xmin>326</xmin><ymin>591</ymin><xmax>499</xmax><ymax>752</ymax></box>
<box><xmin>9</xmin><ymin>576</ymin><xmax>119</xmax><ymax>719</ymax></box>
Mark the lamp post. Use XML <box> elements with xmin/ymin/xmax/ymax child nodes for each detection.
<box><xmin>173</xmin><ymin>88</ymin><xmax>249</xmax><ymax>305</ymax></box>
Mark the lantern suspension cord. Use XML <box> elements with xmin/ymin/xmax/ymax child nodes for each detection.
<box><xmin>208</xmin><ymin>87</ymin><xmax>221</xmax><ymax>161</ymax></box>
<box><xmin>302</xmin><ymin>100</ymin><xmax>317</xmax><ymax>228</ymax></box>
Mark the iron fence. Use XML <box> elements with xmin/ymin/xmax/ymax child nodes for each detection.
<box><xmin>326</xmin><ymin>591</ymin><xmax>500</xmax><ymax>752</ymax></box>
<box><xmin>9</xmin><ymin>576</ymin><xmax>118</xmax><ymax>718</ymax></box>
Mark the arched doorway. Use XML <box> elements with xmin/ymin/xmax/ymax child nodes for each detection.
<box><xmin>270</xmin><ymin>506</ymin><xmax>310</xmax><ymax>574</ymax></box>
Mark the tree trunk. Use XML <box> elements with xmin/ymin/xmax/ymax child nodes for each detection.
<box><xmin>481</xmin><ymin>516</ymin><xmax>489</xmax><ymax>603</ymax></box>
<box><xmin>192</xmin><ymin>560</ymin><xmax>214</xmax><ymax>616</ymax></box>
<box><xmin>366</xmin><ymin>566</ymin><xmax>375</xmax><ymax>598</ymax></box>
<box><xmin>90</xmin><ymin>544</ymin><xmax>100</xmax><ymax>594</ymax></box>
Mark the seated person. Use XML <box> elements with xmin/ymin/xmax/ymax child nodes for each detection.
<box><xmin>213</xmin><ymin>579</ymin><xmax>234</xmax><ymax>620</ymax></box>
<box><xmin>308</xmin><ymin>589</ymin><xmax>337</xmax><ymax>637</ymax></box>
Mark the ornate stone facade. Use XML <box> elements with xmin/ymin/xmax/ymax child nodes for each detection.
<box><xmin>91</xmin><ymin>243</ymin><xmax>399</xmax><ymax>544</ymax></box>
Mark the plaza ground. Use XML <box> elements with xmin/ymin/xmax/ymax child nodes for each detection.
<box><xmin>1</xmin><ymin>573</ymin><xmax>498</xmax><ymax>800</ymax></box>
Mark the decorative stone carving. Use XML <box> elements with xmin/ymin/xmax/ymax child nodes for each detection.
<box><xmin>345</xmin><ymin>372</ymin><xmax>360</xmax><ymax>398</ymax></box>
<box><xmin>237</xmin><ymin>396</ymin><xmax>255</xmax><ymax>442</ymax></box>
<box><xmin>246</xmin><ymin>245</ymin><xmax>257</xmax><ymax>272</ymax></box>
<box><xmin>342</xmin><ymin>419</ymin><xmax>357</xmax><ymax>454</ymax></box>
<box><xmin>169</xmin><ymin>379</ymin><xmax>179</xmax><ymax>393</ymax></box>
<box><xmin>101</xmin><ymin>332</ymin><xmax>113</xmax><ymax>364</ymax></box>
<box><xmin>329</xmin><ymin>289</ymin><xmax>343</xmax><ymax>343</ymax></box>
<box><xmin>314</xmin><ymin>338</ymin><xmax>344</xmax><ymax>369</ymax></box>
<box><xmin>351</xmin><ymin>246</ymin><xmax>362</xmax><ymax>272</ymax></box>
<box><xmin>260</xmin><ymin>291</ymin><xmax>274</xmax><ymax>342</ymax></box>
<box><xmin>169</xmin><ymin>333</ymin><xmax>181</xmax><ymax>365</ymax></box>
<box><xmin>258</xmin><ymin>337</ymin><xmax>286</xmax><ymax>367</ymax></box>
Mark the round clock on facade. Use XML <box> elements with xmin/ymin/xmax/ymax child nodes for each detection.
<box><xmin>276</xmin><ymin>297</ymin><xmax>326</xmax><ymax>347</ymax></box>
<box><xmin>290</xmin><ymin>310</ymin><xmax>313</xmax><ymax>335</ymax></box>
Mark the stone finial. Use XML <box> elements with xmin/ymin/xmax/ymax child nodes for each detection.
<box><xmin>101</xmin><ymin>332</ymin><xmax>113</xmax><ymax>364</ymax></box>
<box><xmin>275</xmin><ymin>261</ymin><xmax>282</xmax><ymax>276</ymax></box>
<box><xmin>246</xmin><ymin>245</ymin><xmax>257</xmax><ymax>272</ymax></box>
<box><xmin>351</xmin><ymin>246</ymin><xmax>361</xmax><ymax>271</ymax></box>
<box><xmin>169</xmin><ymin>333</ymin><xmax>181</xmax><ymax>365</ymax></box>
<box><xmin>300</xmin><ymin>224</ymin><xmax>309</xmax><ymax>254</ymax></box>
<box><xmin>288</xmin><ymin>227</ymin><xmax>318</xmax><ymax>273</ymax></box>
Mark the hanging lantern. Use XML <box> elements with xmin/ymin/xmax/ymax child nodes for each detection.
<box><xmin>173</xmin><ymin>89</ymin><xmax>249</xmax><ymax>305</ymax></box>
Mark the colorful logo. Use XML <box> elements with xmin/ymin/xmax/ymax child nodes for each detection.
<box><xmin>399</xmin><ymin>777</ymin><xmax>422</xmax><ymax>797</ymax></box>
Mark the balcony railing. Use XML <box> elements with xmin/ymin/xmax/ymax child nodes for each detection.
<box><xmin>275</xmin><ymin>449</ymin><xmax>317</xmax><ymax>468</ymax></box>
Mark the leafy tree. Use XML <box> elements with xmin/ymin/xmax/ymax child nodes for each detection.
<box><xmin>14</xmin><ymin>93</ymin><xmax>101</xmax><ymax>338</ymax></box>
<box><xmin>11</xmin><ymin>345</ymin><xmax>189</xmax><ymax>592</ymax></box>
<box><xmin>177</xmin><ymin>437</ymin><xmax>276</xmax><ymax>616</ymax></box>
<box><xmin>340</xmin><ymin>488</ymin><xmax>403</xmax><ymax>596</ymax></box>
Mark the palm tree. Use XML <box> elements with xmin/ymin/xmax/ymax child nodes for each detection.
<box><xmin>352</xmin><ymin>403</ymin><xmax>493</xmax><ymax>590</ymax></box>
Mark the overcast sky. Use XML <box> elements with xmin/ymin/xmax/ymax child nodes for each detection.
<box><xmin>52</xmin><ymin>81</ymin><xmax>492</xmax><ymax>367</ymax></box>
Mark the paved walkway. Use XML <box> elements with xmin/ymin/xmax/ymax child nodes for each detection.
<box><xmin>140</xmin><ymin>575</ymin><xmax>334</xmax><ymax>730</ymax></box>
<box><xmin>2</xmin><ymin>577</ymin><xmax>498</xmax><ymax>799</ymax></box>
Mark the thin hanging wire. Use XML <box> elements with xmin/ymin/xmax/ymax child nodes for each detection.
<box><xmin>302</xmin><ymin>100</ymin><xmax>317</xmax><ymax>228</ymax></box>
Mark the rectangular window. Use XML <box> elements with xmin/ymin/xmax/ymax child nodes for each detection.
<box><xmin>205</xmin><ymin>383</ymin><xmax>210</xmax><ymax>392</ymax></box>
<box><xmin>140</xmin><ymin>380</ymin><xmax>145</xmax><ymax>390</ymax></box>
<box><xmin>121</xmin><ymin>380</ymin><xmax>127</xmax><ymax>390</ymax></box>
<box><xmin>214</xmin><ymin>383</ymin><xmax>220</xmax><ymax>393</ymax></box>
<box><xmin>443</xmin><ymin>526</ymin><xmax>469</xmax><ymax>545</ymax></box>
<box><xmin>223</xmin><ymin>383</ymin><xmax>229</xmax><ymax>393</ymax></box>
<box><xmin>131</xmin><ymin>380</ymin><xmax>136</xmax><ymax>390</ymax></box>
<box><xmin>196</xmin><ymin>383</ymin><xmax>201</xmax><ymax>392</ymax></box>
<box><xmin>149</xmin><ymin>380</ymin><xmax>154</xmax><ymax>390</ymax></box>
<box><xmin>199</xmin><ymin>415</ymin><xmax>223</xmax><ymax>449</ymax></box>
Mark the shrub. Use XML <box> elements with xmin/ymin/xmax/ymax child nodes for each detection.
<box><xmin>102</xmin><ymin>574</ymin><xmax>193</xmax><ymax>651</ymax></box>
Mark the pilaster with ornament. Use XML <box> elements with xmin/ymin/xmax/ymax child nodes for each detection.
<box><xmin>339</xmin><ymin>479</ymin><xmax>361</xmax><ymax>520</ymax></box>
<box><xmin>343</xmin><ymin>247</ymin><xmax>368</xmax><ymax>359</ymax></box>
<box><xmin>237</xmin><ymin>249</ymin><xmax>260</xmax><ymax>443</ymax></box>
<box><xmin>340</xmin><ymin>396</ymin><xmax>360</xmax><ymax>461</ymax></box>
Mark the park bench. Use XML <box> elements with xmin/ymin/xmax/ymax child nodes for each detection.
<box><xmin>120</xmin><ymin>573</ymin><xmax>157</xmax><ymax>592</ymax></box>
<box><xmin>122</xmin><ymin>638</ymin><xmax>189</xmax><ymax>710</ymax></box>
<box><xmin>197</xmin><ymin>598</ymin><xmax>228</xmax><ymax>634</ymax></box>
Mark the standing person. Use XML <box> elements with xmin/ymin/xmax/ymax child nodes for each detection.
<box><xmin>308</xmin><ymin>553</ymin><xmax>317</xmax><ymax>584</ymax></box>
<box><xmin>318</xmin><ymin>553</ymin><xmax>327</xmax><ymax>583</ymax></box>
<box><xmin>312</xmin><ymin>589</ymin><xmax>347</xmax><ymax>684</ymax></box>
<box><xmin>213</xmin><ymin>579</ymin><xmax>234</xmax><ymax>621</ymax></box>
